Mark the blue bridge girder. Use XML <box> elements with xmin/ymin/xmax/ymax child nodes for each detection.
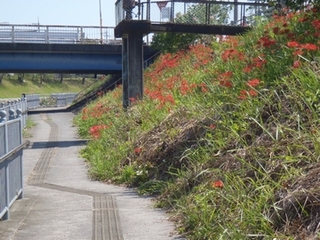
<box><xmin>0</xmin><ymin>43</ymin><xmax>123</xmax><ymax>74</ymax></box>
<box><xmin>0</xmin><ymin>42</ymin><xmax>155</xmax><ymax>74</ymax></box>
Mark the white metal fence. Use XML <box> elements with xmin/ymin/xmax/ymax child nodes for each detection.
<box><xmin>0</xmin><ymin>112</ymin><xmax>24</xmax><ymax>220</ymax></box>
<box><xmin>0</xmin><ymin>92</ymin><xmax>78</xmax><ymax>220</ymax></box>
<box><xmin>0</xmin><ymin>99</ymin><xmax>27</xmax><ymax>129</ymax></box>
<box><xmin>0</xmin><ymin>24</ymin><xmax>121</xmax><ymax>44</ymax></box>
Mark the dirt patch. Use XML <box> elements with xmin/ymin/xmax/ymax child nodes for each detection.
<box><xmin>270</xmin><ymin>164</ymin><xmax>320</xmax><ymax>239</ymax></box>
<box><xmin>122</xmin><ymin>107</ymin><xmax>213</xmax><ymax>181</ymax></box>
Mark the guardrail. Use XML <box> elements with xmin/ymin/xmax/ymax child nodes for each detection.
<box><xmin>0</xmin><ymin>92</ymin><xmax>78</xmax><ymax>220</ymax></box>
<box><xmin>116</xmin><ymin>0</ymin><xmax>270</xmax><ymax>26</ymax></box>
<box><xmin>0</xmin><ymin>99</ymin><xmax>27</xmax><ymax>129</ymax></box>
<box><xmin>0</xmin><ymin>24</ymin><xmax>121</xmax><ymax>44</ymax></box>
<box><xmin>20</xmin><ymin>93</ymin><xmax>78</xmax><ymax>109</ymax></box>
<box><xmin>0</xmin><ymin>112</ymin><xmax>27</xmax><ymax>220</ymax></box>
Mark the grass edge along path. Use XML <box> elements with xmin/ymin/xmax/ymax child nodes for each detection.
<box><xmin>75</xmin><ymin>6</ymin><xmax>320</xmax><ymax>239</ymax></box>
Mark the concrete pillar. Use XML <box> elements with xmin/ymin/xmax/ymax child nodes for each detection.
<box><xmin>122</xmin><ymin>33</ymin><xmax>143</xmax><ymax>108</ymax></box>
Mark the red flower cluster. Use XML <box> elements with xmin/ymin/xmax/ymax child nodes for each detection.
<box><xmin>212</xmin><ymin>180</ymin><xmax>224</xmax><ymax>189</ymax></box>
<box><xmin>247</xmin><ymin>78</ymin><xmax>260</xmax><ymax>87</ymax></box>
<box><xmin>155</xmin><ymin>53</ymin><xmax>180</xmax><ymax>73</ymax></box>
<box><xmin>134</xmin><ymin>147</ymin><xmax>142</xmax><ymax>154</ymax></box>
<box><xmin>257</xmin><ymin>36</ymin><xmax>277</xmax><ymax>48</ymax></box>
<box><xmin>89</xmin><ymin>124</ymin><xmax>109</xmax><ymax>139</ymax></box>
<box><xmin>239</xmin><ymin>78</ymin><xmax>261</xmax><ymax>100</ymax></box>
<box><xmin>221</xmin><ymin>49</ymin><xmax>244</xmax><ymax>62</ymax></box>
<box><xmin>243</xmin><ymin>56</ymin><xmax>266</xmax><ymax>73</ymax></box>
<box><xmin>312</xmin><ymin>19</ymin><xmax>320</xmax><ymax>30</ymax></box>
<box><xmin>189</xmin><ymin>44</ymin><xmax>213</xmax><ymax>66</ymax></box>
<box><xmin>239</xmin><ymin>89</ymin><xmax>258</xmax><ymax>100</ymax></box>
<box><xmin>293</xmin><ymin>60</ymin><xmax>301</xmax><ymax>68</ymax></box>
<box><xmin>218</xmin><ymin>71</ymin><xmax>233</xmax><ymax>88</ymax></box>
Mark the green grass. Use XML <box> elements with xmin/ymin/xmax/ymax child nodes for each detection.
<box><xmin>0</xmin><ymin>74</ymin><xmax>100</xmax><ymax>98</ymax></box>
<box><xmin>75</xmin><ymin>7</ymin><xmax>320</xmax><ymax>239</ymax></box>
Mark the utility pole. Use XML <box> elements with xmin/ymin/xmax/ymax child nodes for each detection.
<box><xmin>99</xmin><ymin>0</ymin><xmax>103</xmax><ymax>44</ymax></box>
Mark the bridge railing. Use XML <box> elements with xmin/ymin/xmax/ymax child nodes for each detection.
<box><xmin>0</xmin><ymin>24</ymin><xmax>120</xmax><ymax>44</ymax></box>
<box><xmin>116</xmin><ymin>0</ymin><xmax>270</xmax><ymax>26</ymax></box>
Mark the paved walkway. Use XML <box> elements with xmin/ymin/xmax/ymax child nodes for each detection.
<box><xmin>0</xmin><ymin>112</ymin><xmax>184</xmax><ymax>240</ymax></box>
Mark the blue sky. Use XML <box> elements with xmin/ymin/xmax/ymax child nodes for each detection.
<box><xmin>0</xmin><ymin>0</ymin><xmax>115</xmax><ymax>26</ymax></box>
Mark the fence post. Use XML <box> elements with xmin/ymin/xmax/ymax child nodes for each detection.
<box><xmin>9</xmin><ymin>108</ymin><xmax>15</xmax><ymax>120</ymax></box>
<box><xmin>0</xmin><ymin>110</ymin><xmax>9</xmax><ymax>220</ymax></box>
<box><xmin>0</xmin><ymin>110</ymin><xmax>6</xmax><ymax>123</ymax></box>
<box><xmin>17</xmin><ymin>108</ymin><xmax>24</xmax><ymax>199</ymax></box>
<box><xmin>11</xmin><ymin>25</ymin><xmax>14</xmax><ymax>43</ymax></box>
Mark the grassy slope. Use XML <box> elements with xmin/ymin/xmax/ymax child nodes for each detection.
<box><xmin>0</xmin><ymin>76</ymin><xmax>99</xmax><ymax>98</ymax></box>
<box><xmin>75</xmin><ymin>7</ymin><xmax>320</xmax><ymax>239</ymax></box>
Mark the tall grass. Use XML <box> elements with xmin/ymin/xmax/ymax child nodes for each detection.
<box><xmin>75</xmin><ymin>6</ymin><xmax>320</xmax><ymax>239</ymax></box>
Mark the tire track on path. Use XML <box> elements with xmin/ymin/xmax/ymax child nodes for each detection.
<box><xmin>27</xmin><ymin>113</ymin><xmax>123</xmax><ymax>240</ymax></box>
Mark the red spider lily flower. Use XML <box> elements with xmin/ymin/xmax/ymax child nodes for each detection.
<box><xmin>180</xmin><ymin>79</ymin><xmax>191</xmax><ymax>95</ymax></box>
<box><xmin>239</xmin><ymin>90</ymin><xmax>248</xmax><ymax>100</ymax></box>
<box><xmin>218</xmin><ymin>71</ymin><xmax>233</xmax><ymax>81</ymax></box>
<box><xmin>243</xmin><ymin>66</ymin><xmax>252</xmax><ymax>73</ymax></box>
<box><xmin>252</xmin><ymin>57</ymin><xmax>266</xmax><ymax>68</ymax></box>
<box><xmin>312</xmin><ymin>19</ymin><xmax>320</xmax><ymax>30</ymax></box>
<box><xmin>247</xmin><ymin>79</ymin><xmax>260</xmax><ymax>88</ymax></box>
<box><xmin>300</xmin><ymin>43</ymin><xmax>318</xmax><ymax>51</ymax></box>
<box><xmin>286</xmin><ymin>33</ymin><xmax>296</xmax><ymax>40</ymax></box>
<box><xmin>257</xmin><ymin>36</ymin><xmax>276</xmax><ymax>48</ymax></box>
<box><xmin>212</xmin><ymin>180</ymin><xmax>224</xmax><ymax>188</ymax></box>
<box><xmin>293</xmin><ymin>49</ymin><xmax>303</xmax><ymax>56</ymax></box>
<box><xmin>167</xmin><ymin>94</ymin><xmax>175</xmax><ymax>104</ymax></box>
<box><xmin>82</xmin><ymin>107</ymin><xmax>88</xmax><ymax>114</ymax></box>
<box><xmin>293</xmin><ymin>60</ymin><xmax>301</xmax><ymax>68</ymax></box>
<box><xmin>198</xmin><ymin>83</ymin><xmax>208</xmax><ymax>93</ymax></box>
<box><xmin>129</xmin><ymin>97</ymin><xmax>136</xmax><ymax>103</ymax></box>
<box><xmin>314</xmin><ymin>32</ymin><xmax>320</xmax><ymax>37</ymax></box>
<box><xmin>272</xmin><ymin>27</ymin><xmax>280</xmax><ymax>34</ymax></box>
<box><xmin>134</xmin><ymin>147</ymin><xmax>142</xmax><ymax>154</ymax></box>
<box><xmin>221</xmin><ymin>49</ymin><xmax>244</xmax><ymax>61</ymax></box>
<box><xmin>89</xmin><ymin>124</ymin><xmax>109</xmax><ymax>139</ymax></box>
<box><xmin>287</xmin><ymin>41</ymin><xmax>299</xmax><ymax>48</ymax></box>
<box><xmin>298</xmin><ymin>17</ymin><xmax>309</xmax><ymax>22</ymax></box>
<box><xmin>218</xmin><ymin>71</ymin><xmax>233</xmax><ymax>88</ymax></box>
<box><xmin>248</xmin><ymin>89</ymin><xmax>258</xmax><ymax>97</ymax></box>
<box><xmin>239</xmin><ymin>89</ymin><xmax>258</xmax><ymax>99</ymax></box>
<box><xmin>219</xmin><ymin>80</ymin><xmax>233</xmax><ymax>88</ymax></box>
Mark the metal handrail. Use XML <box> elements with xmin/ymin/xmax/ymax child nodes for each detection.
<box><xmin>0</xmin><ymin>24</ymin><xmax>119</xmax><ymax>44</ymax></box>
<box><xmin>0</xmin><ymin>140</ymin><xmax>29</xmax><ymax>163</ymax></box>
<box><xmin>116</xmin><ymin>0</ymin><xmax>270</xmax><ymax>26</ymax></box>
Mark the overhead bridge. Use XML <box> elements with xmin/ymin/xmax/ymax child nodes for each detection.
<box><xmin>0</xmin><ymin>24</ymin><xmax>156</xmax><ymax>74</ymax></box>
<box><xmin>0</xmin><ymin>42</ymin><xmax>156</xmax><ymax>74</ymax></box>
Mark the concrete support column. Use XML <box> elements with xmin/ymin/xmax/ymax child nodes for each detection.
<box><xmin>122</xmin><ymin>33</ymin><xmax>143</xmax><ymax>108</ymax></box>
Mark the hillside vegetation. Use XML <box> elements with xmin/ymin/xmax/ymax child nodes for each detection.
<box><xmin>0</xmin><ymin>74</ymin><xmax>101</xmax><ymax>99</ymax></box>
<box><xmin>75</xmin><ymin>7</ymin><xmax>320</xmax><ymax>239</ymax></box>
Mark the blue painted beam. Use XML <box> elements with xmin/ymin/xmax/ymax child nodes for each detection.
<box><xmin>0</xmin><ymin>43</ymin><xmax>124</xmax><ymax>74</ymax></box>
<box><xmin>0</xmin><ymin>52</ymin><xmax>122</xmax><ymax>74</ymax></box>
<box><xmin>0</xmin><ymin>42</ymin><xmax>157</xmax><ymax>74</ymax></box>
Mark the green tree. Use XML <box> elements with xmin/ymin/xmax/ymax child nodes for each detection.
<box><xmin>267</xmin><ymin>0</ymin><xmax>320</xmax><ymax>11</ymax></box>
<box><xmin>151</xmin><ymin>1</ymin><xmax>230</xmax><ymax>53</ymax></box>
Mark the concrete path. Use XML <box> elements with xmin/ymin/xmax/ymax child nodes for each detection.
<box><xmin>0</xmin><ymin>112</ymin><xmax>184</xmax><ymax>240</ymax></box>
